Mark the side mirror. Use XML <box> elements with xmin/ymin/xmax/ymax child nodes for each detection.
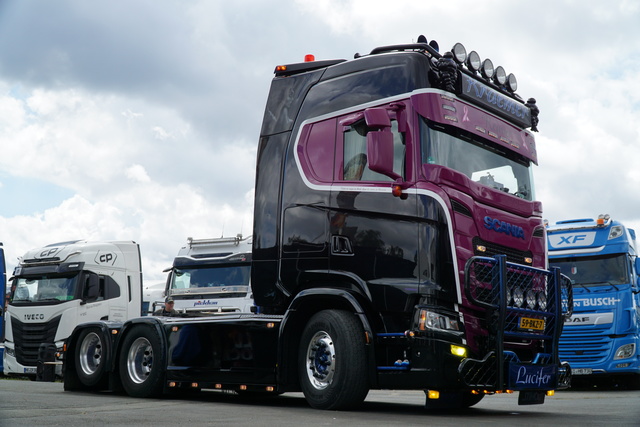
<box><xmin>364</xmin><ymin>108</ymin><xmax>402</xmax><ymax>181</ymax></box>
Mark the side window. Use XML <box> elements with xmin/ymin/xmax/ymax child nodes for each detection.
<box><xmin>342</xmin><ymin>119</ymin><xmax>404</xmax><ymax>181</ymax></box>
<box><xmin>103</xmin><ymin>275</ymin><xmax>121</xmax><ymax>300</ymax></box>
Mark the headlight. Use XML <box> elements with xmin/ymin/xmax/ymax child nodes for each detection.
<box><xmin>418</xmin><ymin>310</ymin><xmax>461</xmax><ymax>333</ymax></box>
<box><xmin>614</xmin><ymin>343</ymin><xmax>636</xmax><ymax>360</ymax></box>
<box><xmin>513</xmin><ymin>286</ymin><xmax>524</xmax><ymax>308</ymax></box>
<box><xmin>537</xmin><ymin>291</ymin><xmax>547</xmax><ymax>310</ymax></box>
<box><xmin>525</xmin><ymin>289</ymin><xmax>537</xmax><ymax>309</ymax></box>
<box><xmin>506</xmin><ymin>286</ymin><xmax>513</xmax><ymax>306</ymax></box>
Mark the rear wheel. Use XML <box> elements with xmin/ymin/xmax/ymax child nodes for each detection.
<box><xmin>119</xmin><ymin>325</ymin><xmax>165</xmax><ymax>397</ymax></box>
<box><xmin>298</xmin><ymin>310</ymin><xmax>369</xmax><ymax>410</ymax></box>
<box><xmin>75</xmin><ymin>328</ymin><xmax>107</xmax><ymax>388</ymax></box>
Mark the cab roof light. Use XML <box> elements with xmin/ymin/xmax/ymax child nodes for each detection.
<box><xmin>597</xmin><ymin>214</ymin><xmax>611</xmax><ymax>226</ymax></box>
<box><xmin>451</xmin><ymin>42</ymin><xmax>467</xmax><ymax>64</ymax></box>
<box><xmin>507</xmin><ymin>73</ymin><xmax>518</xmax><ymax>92</ymax></box>
<box><xmin>493</xmin><ymin>66</ymin><xmax>507</xmax><ymax>86</ymax></box>
<box><xmin>304</xmin><ymin>54</ymin><xmax>315</xmax><ymax>62</ymax></box>
<box><xmin>466</xmin><ymin>50</ymin><xmax>481</xmax><ymax>73</ymax></box>
<box><xmin>481</xmin><ymin>58</ymin><xmax>494</xmax><ymax>80</ymax></box>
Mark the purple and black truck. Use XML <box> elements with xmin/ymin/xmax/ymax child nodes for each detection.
<box><xmin>63</xmin><ymin>35</ymin><xmax>572</xmax><ymax>410</ymax></box>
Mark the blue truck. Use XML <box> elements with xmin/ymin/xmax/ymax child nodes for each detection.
<box><xmin>547</xmin><ymin>215</ymin><xmax>640</xmax><ymax>387</ymax></box>
<box><xmin>1</xmin><ymin>242</ymin><xmax>6</xmax><ymax>373</ymax></box>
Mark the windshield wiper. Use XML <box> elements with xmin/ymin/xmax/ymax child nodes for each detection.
<box><xmin>571</xmin><ymin>281</ymin><xmax>591</xmax><ymax>293</ymax></box>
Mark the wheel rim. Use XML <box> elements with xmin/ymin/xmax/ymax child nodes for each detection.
<box><xmin>126</xmin><ymin>337</ymin><xmax>153</xmax><ymax>384</ymax></box>
<box><xmin>78</xmin><ymin>332</ymin><xmax>102</xmax><ymax>376</ymax></box>
<box><xmin>304</xmin><ymin>330</ymin><xmax>336</xmax><ymax>390</ymax></box>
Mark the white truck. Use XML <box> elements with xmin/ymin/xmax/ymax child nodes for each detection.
<box><xmin>163</xmin><ymin>235</ymin><xmax>253</xmax><ymax>315</ymax></box>
<box><xmin>3</xmin><ymin>240</ymin><xmax>143</xmax><ymax>378</ymax></box>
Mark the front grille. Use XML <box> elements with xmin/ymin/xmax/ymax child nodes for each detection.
<box><xmin>472</xmin><ymin>237</ymin><xmax>532</xmax><ymax>265</ymax></box>
<box><xmin>559</xmin><ymin>327</ymin><xmax>611</xmax><ymax>364</ymax></box>
<box><xmin>12</xmin><ymin>315</ymin><xmax>61</xmax><ymax>366</ymax></box>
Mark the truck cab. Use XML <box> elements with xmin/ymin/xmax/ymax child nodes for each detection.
<box><xmin>3</xmin><ymin>240</ymin><xmax>142</xmax><ymax>378</ymax></box>
<box><xmin>164</xmin><ymin>235</ymin><xmax>253</xmax><ymax>315</ymax></box>
<box><xmin>548</xmin><ymin>215</ymin><xmax>640</xmax><ymax>387</ymax></box>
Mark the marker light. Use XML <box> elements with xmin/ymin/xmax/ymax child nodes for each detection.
<box><xmin>427</xmin><ymin>390</ymin><xmax>440</xmax><ymax>400</ymax></box>
<box><xmin>304</xmin><ymin>54</ymin><xmax>315</xmax><ymax>62</ymax></box>
<box><xmin>392</xmin><ymin>184</ymin><xmax>403</xmax><ymax>197</ymax></box>
<box><xmin>481</xmin><ymin>58</ymin><xmax>494</xmax><ymax>79</ymax></box>
<box><xmin>597</xmin><ymin>213</ymin><xmax>610</xmax><ymax>226</ymax></box>
<box><xmin>451</xmin><ymin>43</ymin><xmax>467</xmax><ymax>64</ymax></box>
<box><xmin>493</xmin><ymin>66</ymin><xmax>507</xmax><ymax>86</ymax></box>
<box><xmin>466</xmin><ymin>51</ymin><xmax>481</xmax><ymax>72</ymax></box>
<box><xmin>507</xmin><ymin>73</ymin><xmax>518</xmax><ymax>92</ymax></box>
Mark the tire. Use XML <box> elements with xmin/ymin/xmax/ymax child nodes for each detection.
<box><xmin>424</xmin><ymin>391</ymin><xmax>484</xmax><ymax>410</ymax></box>
<box><xmin>75</xmin><ymin>328</ymin><xmax>107</xmax><ymax>388</ymax></box>
<box><xmin>118</xmin><ymin>325</ymin><xmax>165</xmax><ymax>398</ymax></box>
<box><xmin>298</xmin><ymin>310</ymin><xmax>369</xmax><ymax>410</ymax></box>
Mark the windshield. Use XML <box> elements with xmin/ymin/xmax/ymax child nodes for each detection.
<box><xmin>420</xmin><ymin>118</ymin><xmax>535</xmax><ymax>200</ymax></box>
<box><xmin>550</xmin><ymin>254</ymin><xmax>629</xmax><ymax>287</ymax></box>
<box><xmin>11</xmin><ymin>275</ymin><xmax>78</xmax><ymax>303</ymax></box>
<box><xmin>170</xmin><ymin>264</ymin><xmax>251</xmax><ymax>291</ymax></box>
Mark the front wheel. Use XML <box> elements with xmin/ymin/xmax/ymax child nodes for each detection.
<box><xmin>75</xmin><ymin>328</ymin><xmax>107</xmax><ymax>388</ymax></box>
<box><xmin>118</xmin><ymin>325</ymin><xmax>165</xmax><ymax>398</ymax></box>
<box><xmin>298</xmin><ymin>310</ymin><xmax>369</xmax><ymax>410</ymax></box>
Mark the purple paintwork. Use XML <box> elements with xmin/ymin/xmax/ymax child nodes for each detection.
<box><xmin>412</xmin><ymin>92</ymin><xmax>538</xmax><ymax>165</ymax></box>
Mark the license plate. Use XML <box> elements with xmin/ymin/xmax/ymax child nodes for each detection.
<box><xmin>24</xmin><ymin>367</ymin><xmax>37</xmax><ymax>374</ymax></box>
<box><xmin>518</xmin><ymin>390</ymin><xmax>546</xmax><ymax>405</ymax></box>
<box><xmin>519</xmin><ymin>317</ymin><xmax>545</xmax><ymax>331</ymax></box>
<box><xmin>572</xmin><ymin>368</ymin><xmax>592</xmax><ymax>375</ymax></box>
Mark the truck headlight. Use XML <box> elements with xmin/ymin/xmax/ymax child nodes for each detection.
<box><xmin>537</xmin><ymin>291</ymin><xmax>547</xmax><ymax>310</ymax></box>
<box><xmin>512</xmin><ymin>286</ymin><xmax>524</xmax><ymax>308</ymax></box>
<box><xmin>525</xmin><ymin>289</ymin><xmax>537</xmax><ymax>309</ymax></box>
<box><xmin>614</xmin><ymin>343</ymin><xmax>636</xmax><ymax>360</ymax></box>
<box><xmin>5</xmin><ymin>347</ymin><xmax>15</xmax><ymax>357</ymax></box>
<box><xmin>418</xmin><ymin>310</ymin><xmax>461</xmax><ymax>333</ymax></box>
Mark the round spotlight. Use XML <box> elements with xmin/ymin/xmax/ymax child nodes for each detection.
<box><xmin>537</xmin><ymin>291</ymin><xmax>547</xmax><ymax>310</ymax></box>
<box><xmin>513</xmin><ymin>286</ymin><xmax>524</xmax><ymax>308</ymax></box>
<box><xmin>507</xmin><ymin>73</ymin><xmax>518</xmax><ymax>92</ymax></box>
<box><xmin>451</xmin><ymin>43</ymin><xmax>467</xmax><ymax>64</ymax></box>
<box><xmin>481</xmin><ymin>58</ymin><xmax>494</xmax><ymax>79</ymax></box>
<box><xmin>506</xmin><ymin>287</ymin><xmax>513</xmax><ymax>306</ymax></box>
<box><xmin>493</xmin><ymin>66</ymin><xmax>507</xmax><ymax>86</ymax></box>
<box><xmin>526</xmin><ymin>289</ymin><xmax>537</xmax><ymax>309</ymax></box>
<box><xmin>466</xmin><ymin>51</ymin><xmax>481</xmax><ymax>72</ymax></box>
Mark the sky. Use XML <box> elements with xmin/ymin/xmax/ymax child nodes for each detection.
<box><xmin>0</xmin><ymin>0</ymin><xmax>639</xmax><ymax>283</ymax></box>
